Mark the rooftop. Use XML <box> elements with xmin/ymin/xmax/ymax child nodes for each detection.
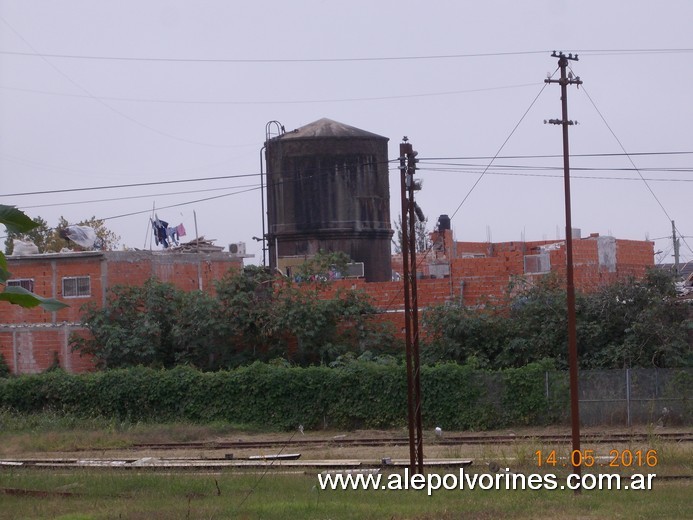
<box><xmin>276</xmin><ymin>118</ymin><xmax>387</xmax><ymax>141</ymax></box>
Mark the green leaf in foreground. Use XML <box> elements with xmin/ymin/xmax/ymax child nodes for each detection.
<box><xmin>0</xmin><ymin>264</ymin><xmax>11</xmax><ymax>285</ymax></box>
<box><xmin>0</xmin><ymin>285</ymin><xmax>68</xmax><ymax>311</ymax></box>
<box><xmin>0</xmin><ymin>204</ymin><xmax>40</xmax><ymax>234</ymax></box>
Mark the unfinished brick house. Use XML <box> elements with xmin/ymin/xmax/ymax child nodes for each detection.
<box><xmin>1</xmin><ymin>227</ymin><xmax>654</xmax><ymax>375</ymax></box>
<box><xmin>331</xmin><ymin>227</ymin><xmax>654</xmax><ymax>313</ymax></box>
<box><xmin>0</xmin><ymin>251</ymin><xmax>242</xmax><ymax>374</ymax></box>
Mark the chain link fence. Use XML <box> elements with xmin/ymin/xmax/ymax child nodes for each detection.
<box><xmin>545</xmin><ymin>368</ymin><xmax>692</xmax><ymax>427</ymax></box>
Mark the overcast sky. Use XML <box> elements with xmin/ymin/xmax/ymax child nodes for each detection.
<box><xmin>1</xmin><ymin>1</ymin><xmax>691</xmax><ymax>267</ymax></box>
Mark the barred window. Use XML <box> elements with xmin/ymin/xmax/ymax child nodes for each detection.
<box><xmin>7</xmin><ymin>278</ymin><xmax>35</xmax><ymax>292</ymax></box>
<box><xmin>62</xmin><ymin>276</ymin><xmax>91</xmax><ymax>298</ymax></box>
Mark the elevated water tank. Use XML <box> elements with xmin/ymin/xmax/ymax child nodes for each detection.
<box><xmin>437</xmin><ymin>214</ymin><xmax>451</xmax><ymax>232</ymax></box>
<box><xmin>265</xmin><ymin>118</ymin><xmax>393</xmax><ymax>282</ymax></box>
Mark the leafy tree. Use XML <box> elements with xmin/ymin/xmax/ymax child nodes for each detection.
<box><xmin>0</xmin><ymin>205</ymin><xmax>68</xmax><ymax>311</ymax></box>
<box><xmin>71</xmin><ymin>279</ymin><xmax>226</xmax><ymax>370</ymax></box>
<box><xmin>504</xmin><ymin>275</ymin><xmax>573</xmax><ymax>368</ymax></box>
<box><xmin>72</xmin><ymin>268</ymin><xmax>397</xmax><ymax>370</ymax></box>
<box><xmin>421</xmin><ymin>304</ymin><xmax>509</xmax><ymax>368</ymax></box>
<box><xmin>72</xmin><ymin>281</ymin><xmax>179</xmax><ymax>369</ymax></box>
<box><xmin>216</xmin><ymin>263</ymin><xmax>397</xmax><ymax>366</ymax></box>
<box><xmin>421</xmin><ymin>276</ymin><xmax>567</xmax><ymax>369</ymax></box>
<box><xmin>292</xmin><ymin>250</ymin><xmax>350</xmax><ymax>281</ymax></box>
<box><xmin>579</xmin><ymin>269</ymin><xmax>691</xmax><ymax>368</ymax></box>
<box><xmin>393</xmin><ymin>214</ymin><xmax>431</xmax><ymax>254</ymax></box>
<box><xmin>172</xmin><ymin>289</ymin><xmax>229</xmax><ymax>368</ymax></box>
<box><xmin>271</xmin><ymin>283</ymin><xmax>395</xmax><ymax>365</ymax></box>
<box><xmin>3</xmin><ymin>216</ymin><xmax>54</xmax><ymax>255</ymax></box>
<box><xmin>213</xmin><ymin>266</ymin><xmax>279</xmax><ymax>365</ymax></box>
<box><xmin>422</xmin><ymin>270</ymin><xmax>691</xmax><ymax>369</ymax></box>
<box><xmin>5</xmin><ymin>215</ymin><xmax>120</xmax><ymax>254</ymax></box>
<box><xmin>72</xmin><ymin>272</ymin><xmax>274</xmax><ymax>370</ymax></box>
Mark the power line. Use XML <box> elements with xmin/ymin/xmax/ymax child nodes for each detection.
<box><xmin>0</xmin><ymin>15</ymin><xmax>238</xmax><ymax>149</ymax></box>
<box><xmin>576</xmin><ymin>75</ymin><xmax>693</xmax><ymax>257</ymax></box>
<box><xmin>14</xmin><ymin>163</ymin><xmax>693</xmax><ymax>215</ymax></box>
<box><xmin>0</xmin><ymin>49</ymin><xmax>550</xmax><ymax>63</ymax></box>
<box><xmin>418</xmin><ymin>167</ymin><xmax>693</xmax><ymax>182</ymax></box>
<box><xmin>99</xmin><ymin>186</ymin><xmax>261</xmax><ymax>221</ymax></box>
<box><xmin>1</xmin><ymin>173</ymin><xmax>260</xmax><ymax>197</ymax></box>
<box><xmin>577</xmin><ymin>80</ymin><xmax>671</xmax><ymax>215</ymax></box>
<box><xmin>419</xmin><ymin>151</ymin><xmax>693</xmax><ymax>160</ymax></box>
<box><xmin>655</xmin><ymin>245</ymin><xmax>674</xmax><ymax>266</ymax></box>
<box><xmin>6</xmin><ymin>155</ymin><xmax>690</xmax><ymax>202</ymax></box>
<box><xmin>0</xmin><ymin>150</ymin><xmax>258</xmax><ymax>177</ymax></box>
<box><xmin>6</xmin><ymin>149</ymin><xmax>689</xmax><ymax>192</ymax></box>
<box><xmin>3</xmin><ymin>158</ymin><xmax>394</xmax><ymax>198</ymax></box>
<box><xmin>449</xmin><ymin>70</ymin><xmax>556</xmax><ymax>220</ymax></box>
<box><xmin>2</xmin><ymin>48</ymin><xmax>692</xmax><ymax>63</ymax></box>
<box><xmin>418</xmin><ymin>161</ymin><xmax>693</xmax><ymax>173</ymax></box>
<box><xmin>97</xmin><ymin>158</ymin><xmax>390</xmax><ymax>221</ymax></box>
<box><xmin>0</xmin><ymin>82</ymin><xmax>541</xmax><ymax>105</ymax></box>
<box><xmin>575</xmin><ymin>48</ymin><xmax>693</xmax><ymax>56</ymax></box>
<box><xmin>19</xmin><ymin>183</ymin><xmax>259</xmax><ymax>210</ymax></box>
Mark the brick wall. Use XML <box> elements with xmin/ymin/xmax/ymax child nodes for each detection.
<box><xmin>0</xmin><ymin>325</ymin><xmax>96</xmax><ymax>374</ymax></box>
<box><xmin>0</xmin><ymin>235</ymin><xmax>654</xmax><ymax>374</ymax></box>
<box><xmin>0</xmin><ymin>253</ymin><xmax>104</xmax><ymax>325</ymax></box>
<box><xmin>1</xmin><ymin>251</ymin><xmax>242</xmax><ymax>374</ymax></box>
<box><xmin>351</xmin><ymin>234</ymin><xmax>654</xmax><ymax>332</ymax></box>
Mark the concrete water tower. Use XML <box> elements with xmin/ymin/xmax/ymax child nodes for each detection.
<box><xmin>264</xmin><ymin>118</ymin><xmax>393</xmax><ymax>282</ymax></box>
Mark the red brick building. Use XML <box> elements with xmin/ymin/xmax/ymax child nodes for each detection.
<box><xmin>0</xmin><ymin>251</ymin><xmax>242</xmax><ymax>374</ymax></box>
<box><xmin>332</xmin><ymin>229</ymin><xmax>654</xmax><ymax>312</ymax></box>
<box><xmin>1</xmin><ymin>230</ymin><xmax>654</xmax><ymax>375</ymax></box>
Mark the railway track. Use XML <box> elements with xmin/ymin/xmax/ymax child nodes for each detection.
<box><xmin>3</xmin><ymin>432</ymin><xmax>690</xmax><ymax>474</ymax></box>
<box><xmin>130</xmin><ymin>431</ymin><xmax>693</xmax><ymax>451</ymax></box>
<box><xmin>2</xmin><ymin>455</ymin><xmax>691</xmax><ymax>480</ymax></box>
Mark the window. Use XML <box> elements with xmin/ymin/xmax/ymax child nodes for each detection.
<box><xmin>62</xmin><ymin>276</ymin><xmax>91</xmax><ymax>298</ymax></box>
<box><xmin>7</xmin><ymin>278</ymin><xmax>35</xmax><ymax>292</ymax></box>
<box><xmin>524</xmin><ymin>253</ymin><xmax>551</xmax><ymax>274</ymax></box>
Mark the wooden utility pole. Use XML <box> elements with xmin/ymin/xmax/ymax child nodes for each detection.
<box><xmin>400</xmin><ymin>138</ymin><xmax>424</xmax><ymax>474</ymax></box>
<box><xmin>672</xmin><ymin>220</ymin><xmax>680</xmax><ymax>277</ymax></box>
<box><xmin>545</xmin><ymin>51</ymin><xmax>583</xmax><ymax>493</ymax></box>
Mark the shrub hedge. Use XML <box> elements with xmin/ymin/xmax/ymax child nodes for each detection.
<box><xmin>0</xmin><ymin>362</ymin><xmax>574</xmax><ymax>431</ymax></box>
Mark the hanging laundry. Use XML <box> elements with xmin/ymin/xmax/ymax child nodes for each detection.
<box><xmin>166</xmin><ymin>226</ymin><xmax>179</xmax><ymax>246</ymax></box>
<box><xmin>150</xmin><ymin>216</ymin><xmax>190</xmax><ymax>249</ymax></box>
<box><xmin>151</xmin><ymin>216</ymin><xmax>170</xmax><ymax>248</ymax></box>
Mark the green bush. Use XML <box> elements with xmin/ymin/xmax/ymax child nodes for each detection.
<box><xmin>0</xmin><ymin>363</ymin><xmax>689</xmax><ymax>430</ymax></box>
<box><xmin>0</xmin><ymin>353</ymin><xmax>10</xmax><ymax>378</ymax></box>
<box><xmin>422</xmin><ymin>270</ymin><xmax>692</xmax><ymax>370</ymax></box>
<box><xmin>72</xmin><ymin>272</ymin><xmax>397</xmax><ymax>370</ymax></box>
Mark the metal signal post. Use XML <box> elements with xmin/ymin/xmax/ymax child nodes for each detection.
<box><xmin>400</xmin><ymin>138</ymin><xmax>424</xmax><ymax>474</ymax></box>
<box><xmin>545</xmin><ymin>51</ymin><xmax>583</xmax><ymax>493</ymax></box>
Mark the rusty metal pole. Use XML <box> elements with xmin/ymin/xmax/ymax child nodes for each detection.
<box><xmin>546</xmin><ymin>51</ymin><xmax>583</xmax><ymax>493</ymax></box>
<box><xmin>406</xmin><ymin>148</ymin><xmax>424</xmax><ymax>474</ymax></box>
<box><xmin>259</xmin><ymin>145</ymin><xmax>267</xmax><ymax>267</ymax></box>
<box><xmin>399</xmin><ymin>140</ymin><xmax>417</xmax><ymax>471</ymax></box>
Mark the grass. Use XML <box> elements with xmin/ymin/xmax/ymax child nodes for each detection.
<box><xmin>0</xmin><ymin>412</ymin><xmax>691</xmax><ymax>519</ymax></box>
<box><xmin>0</xmin><ymin>409</ymin><xmax>251</xmax><ymax>455</ymax></box>
<box><xmin>0</xmin><ymin>470</ymin><xmax>690</xmax><ymax>519</ymax></box>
